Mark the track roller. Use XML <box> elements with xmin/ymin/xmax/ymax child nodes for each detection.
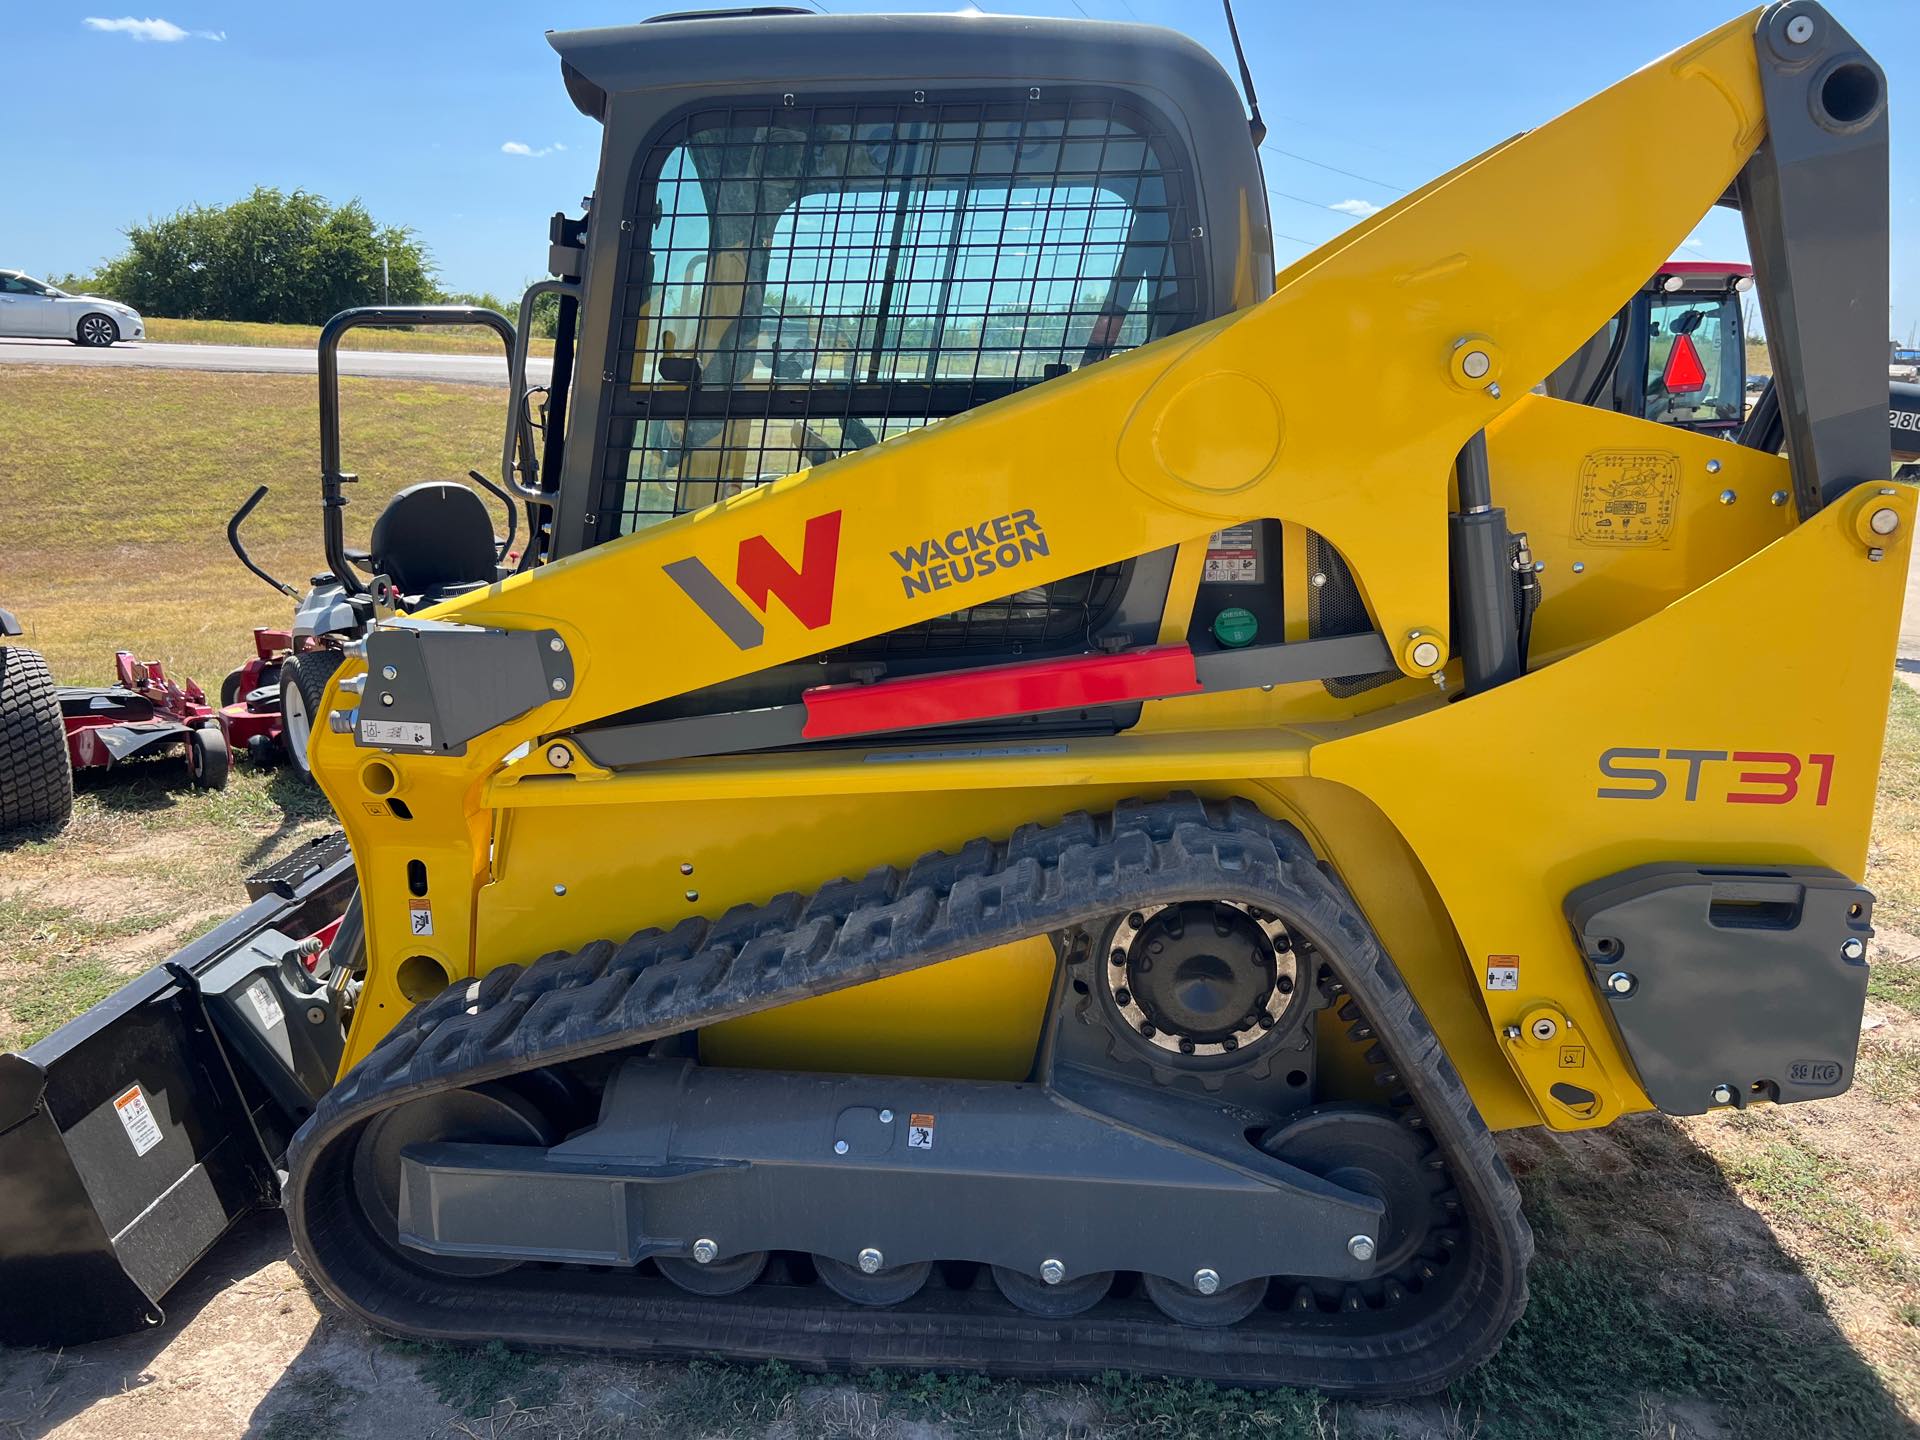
<box><xmin>1141</xmin><ymin>1271</ymin><xmax>1270</xmax><ymax>1326</ymax></box>
<box><xmin>990</xmin><ymin>1264</ymin><xmax>1115</xmax><ymax>1318</ymax></box>
<box><xmin>815</xmin><ymin>1254</ymin><xmax>933</xmax><ymax>1306</ymax></box>
<box><xmin>655</xmin><ymin>1251</ymin><xmax>769</xmax><ymax>1297</ymax></box>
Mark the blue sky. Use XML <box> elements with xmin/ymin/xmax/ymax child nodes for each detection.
<box><xmin>4</xmin><ymin>1</ymin><xmax>1915</xmax><ymax>336</ymax></box>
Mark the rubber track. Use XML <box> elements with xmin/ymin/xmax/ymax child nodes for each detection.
<box><xmin>0</xmin><ymin>645</ymin><xmax>73</xmax><ymax>833</ymax></box>
<box><xmin>286</xmin><ymin>796</ymin><xmax>1532</xmax><ymax>1396</ymax></box>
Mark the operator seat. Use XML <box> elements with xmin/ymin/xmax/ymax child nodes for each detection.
<box><xmin>369</xmin><ymin>481</ymin><xmax>498</xmax><ymax>600</ymax></box>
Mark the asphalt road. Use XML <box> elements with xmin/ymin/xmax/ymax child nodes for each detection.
<box><xmin>0</xmin><ymin>336</ymin><xmax>550</xmax><ymax>387</ymax></box>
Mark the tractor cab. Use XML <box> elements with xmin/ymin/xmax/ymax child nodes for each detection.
<box><xmin>1545</xmin><ymin>261</ymin><xmax>1754</xmax><ymax>436</ymax></box>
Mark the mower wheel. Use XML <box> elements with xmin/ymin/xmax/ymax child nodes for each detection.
<box><xmin>280</xmin><ymin>649</ymin><xmax>345</xmax><ymax>778</ymax></box>
<box><xmin>187</xmin><ymin>727</ymin><xmax>231</xmax><ymax>790</ymax></box>
<box><xmin>246</xmin><ymin>732</ymin><xmax>279</xmax><ymax>769</ymax></box>
<box><xmin>220</xmin><ymin>667</ymin><xmax>247</xmax><ymax>708</ymax></box>
<box><xmin>0</xmin><ymin>644</ymin><xmax>74</xmax><ymax>833</ymax></box>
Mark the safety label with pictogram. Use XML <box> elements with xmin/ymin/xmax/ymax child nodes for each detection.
<box><xmin>409</xmin><ymin>901</ymin><xmax>434</xmax><ymax>937</ymax></box>
<box><xmin>113</xmin><ymin>1083</ymin><xmax>165</xmax><ymax>1157</ymax></box>
<box><xmin>1486</xmin><ymin>957</ymin><xmax>1519</xmax><ymax>991</ymax></box>
<box><xmin>1202</xmin><ymin>525</ymin><xmax>1260</xmax><ymax>583</ymax></box>
<box><xmin>907</xmin><ymin>1113</ymin><xmax>936</xmax><ymax>1149</ymax></box>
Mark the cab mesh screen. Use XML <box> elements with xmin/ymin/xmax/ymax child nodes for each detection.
<box><xmin>599</xmin><ymin>94</ymin><xmax>1199</xmax><ymax>654</ymax></box>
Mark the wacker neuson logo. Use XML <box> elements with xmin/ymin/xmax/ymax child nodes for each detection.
<box><xmin>664</xmin><ymin>510</ymin><xmax>842</xmax><ymax>650</ymax></box>
<box><xmin>890</xmin><ymin>509</ymin><xmax>1050</xmax><ymax>599</ymax></box>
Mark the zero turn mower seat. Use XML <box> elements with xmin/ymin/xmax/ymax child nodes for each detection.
<box><xmin>369</xmin><ymin>481</ymin><xmax>498</xmax><ymax>600</ymax></box>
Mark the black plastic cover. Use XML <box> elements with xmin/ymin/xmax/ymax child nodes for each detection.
<box><xmin>1565</xmin><ymin>863</ymin><xmax>1872</xmax><ymax>1116</ymax></box>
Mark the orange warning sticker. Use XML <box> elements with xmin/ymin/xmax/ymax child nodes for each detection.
<box><xmin>907</xmin><ymin>1112</ymin><xmax>935</xmax><ymax>1150</ymax></box>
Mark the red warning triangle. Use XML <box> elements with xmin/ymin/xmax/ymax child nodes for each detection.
<box><xmin>1663</xmin><ymin>333</ymin><xmax>1708</xmax><ymax>393</ymax></box>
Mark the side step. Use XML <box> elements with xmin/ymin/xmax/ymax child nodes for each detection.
<box><xmin>0</xmin><ymin>833</ymin><xmax>355</xmax><ymax>1345</ymax></box>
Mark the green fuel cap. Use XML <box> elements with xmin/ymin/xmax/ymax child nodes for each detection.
<box><xmin>1211</xmin><ymin>607</ymin><xmax>1258</xmax><ymax>648</ymax></box>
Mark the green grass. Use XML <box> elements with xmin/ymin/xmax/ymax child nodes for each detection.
<box><xmin>1718</xmin><ymin>1127</ymin><xmax>1909</xmax><ymax>1286</ymax></box>
<box><xmin>144</xmin><ymin>315</ymin><xmax>554</xmax><ymax>358</ymax></box>
<box><xmin>0</xmin><ymin>366</ymin><xmax>507</xmax><ymax>686</ymax></box>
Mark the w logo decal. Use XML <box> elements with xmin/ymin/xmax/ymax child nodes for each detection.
<box><xmin>663</xmin><ymin>511</ymin><xmax>843</xmax><ymax>650</ymax></box>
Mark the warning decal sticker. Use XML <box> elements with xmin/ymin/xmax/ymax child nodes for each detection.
<box><xmin>409</xmin><ymin>901</ymin><xmax>434</xmax><ymax>937</ymax></box>
<box><xmin>907</xmin><ymin>1113</ymin><xmax>936</xmax><ymax>1150</ymax></box>
<box><xmin>245</xmin><ymin>978</ymin><xmax>286</xmax><ymax>1030</ymax></box>
<box><xmin>1202</xmin><ymin>525</ymin><xmax>1259</xmax><ymax>584</ymax></box>
<box><xmin>1486</xmin><ymin>957</ymin><xmax>1519</xmax><ymax>991</ymax></box>
<box><xmin>113</xmin><ymin>1083</ymin><xmax>165</xmax><ymax>1157</ymax></box>
<box><xmin>1573</xmin><ymin>450</ymin><xmax>1679</xmax><ymax>547</ymax></box>
<box><xmin>360</xmin><ymin>717</ymin><xmax>434</xmax><ymax>748</ymax></box>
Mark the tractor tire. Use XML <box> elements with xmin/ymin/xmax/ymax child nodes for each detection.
<box><xmin>280</xmin><ymin>649</ymin><xmax>345</xmax><ymax>778</ymax></box>
<box><xmin>187</xmin><ymin>727</ymin><xmax>231</xmax><ymax>790</ymax></box>
<box><xmin>0</xmin><ymin>644</ymin><xmax>74</xmax><ymax>834</ymax></box>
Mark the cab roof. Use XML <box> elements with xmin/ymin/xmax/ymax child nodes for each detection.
<box><xmin>545</xmin><ymin>8</ymin><xmax>1246</xmax><ymax>130</ymax></box>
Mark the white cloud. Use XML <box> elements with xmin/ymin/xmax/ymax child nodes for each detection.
<box><xmin>1329</xmin><ymin>198</ymin><xmax>1382</xmax><ymax>218</ymax></box>
<box><xmin>501</xmin><ymin>141</ymin><xmax>565</xmax><ymax>158</ymax></box>
<box><xmin>84</xmin><ymin>16</ymin><xmax>223</xmax><ymax>41</ymax></box>
<box><xmin>85</xmin><ymin>16</ymin><xmax>187</xmax><ymax>40</ymax></box>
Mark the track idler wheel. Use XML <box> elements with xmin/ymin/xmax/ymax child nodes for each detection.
<box><xmin>348</xmin><ymin>1082</ymin><xmax>559</xmax><ymax>1279</ymax></box>
<box><xmin>815</xmin><ymin>1253</ymin><xmax>933</xmax><ymax>1306</ymax></box>
<box><xmin>655</xmin><ymin>1250</ymin><xmax>769</xmax><ymax>1297</ymax></box>
<box><xmin>1141</xmin><ymin>1271</ymin><xmax>1269</xmax><ymax>1327</ymax></box>
<box><xmin>1260</xmin><ymin>1104</ymin><xmax>1446</xmax><ymax>1286</ymax></box>
<box><xmin>990</xmin><ymin>1264</ymin><xmax>1115</xmax><ymax>1318</ymax></box>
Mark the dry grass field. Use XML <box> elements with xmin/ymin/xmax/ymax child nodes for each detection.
<box><xmin>0</xmin><ymin>365</ymin><xmax>1916</xmax><ymax>1438</ymax></box>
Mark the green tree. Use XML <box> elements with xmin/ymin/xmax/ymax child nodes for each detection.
<box><xmin>89</xmin><ymin>187</ymin><xmax>439</xmax><ymax>323</ymax></box>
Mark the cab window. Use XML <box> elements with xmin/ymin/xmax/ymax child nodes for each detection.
<box><xmin>1645</xmin><ymin>291</ymin><xmax>1744</xmax><ymax>429</ymax></box>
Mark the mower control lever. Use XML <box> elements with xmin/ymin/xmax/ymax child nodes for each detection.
<box><xmin>227</xmin><ymin>485</ymin><xmax>298</xmax><ymax>597</ymax></box>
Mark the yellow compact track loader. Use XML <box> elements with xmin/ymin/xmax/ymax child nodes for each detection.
<box><xmin>0</xmin><ymin>1</ymin><xmax>1899</xmax><ymax>1397</ymax></box>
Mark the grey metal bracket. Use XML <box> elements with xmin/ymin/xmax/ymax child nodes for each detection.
<box><xmin>356</xmin><ymin>619</ymin><xmax>573</xmax><ymax>757</ymax></box>
<box><xmin>1737</xmin><ymin>1</ymin><xmax>1889</xmax><ymax>514</ymax></box>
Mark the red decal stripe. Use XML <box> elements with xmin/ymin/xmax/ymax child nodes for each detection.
<box><xmin>801</xmin><ymin>645</ymin><xmax>1201</xmax><ymax>740</ymax></box>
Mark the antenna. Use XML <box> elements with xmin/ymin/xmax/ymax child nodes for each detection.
<box><xmin>1220</xmin><ymin>0</ymin><xmax>1266</xmax><ymax>147</ymax></box>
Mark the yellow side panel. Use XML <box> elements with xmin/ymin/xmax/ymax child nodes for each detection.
<box><xmin>700</xmin><ymin>939</ymin><xmax>1056</xmax><ymax>1081</ymax></box>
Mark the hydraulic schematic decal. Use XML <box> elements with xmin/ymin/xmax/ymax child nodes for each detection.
<box><xmin>1574</xmin><ymin>451</ymin><xmax>1679</xmax><ymax>547</ymax></box>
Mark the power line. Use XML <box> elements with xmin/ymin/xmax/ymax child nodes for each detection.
<box><xmin>1271</xmin><ymin>229</ymin><xmax>1324</xmax><ymax>248</ymax></box>
<box><xmin>1260</xmin><ymin>143</ymin><xmax>1407</xmax><ymax>194</ymax></box>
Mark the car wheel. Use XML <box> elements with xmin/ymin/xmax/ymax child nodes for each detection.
<box><xmin>280</xmin><ymin>649</ymin><xmax>345</xmax><ymax>778</ymax></box>
<box><xmin>76</xmin><ymin>314</ymin><xmax>119</xmax><ymax>347</ymax></box>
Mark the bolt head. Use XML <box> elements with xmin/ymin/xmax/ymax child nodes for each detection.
<box><xmin>1461</xmin><ymin>349</ymin><xmax>1491</xmax><ymax>379</ymax></box>
<box><xmin>692</xmin><ymin>1238</ymin><xmax>717</xmax><ymax>1264</ymax></box>
<box><xmin>1771</xmin><ymin>490</ymin><xmax>1789</xmax><ymax>507</ymax></box>
<box><xmin>1711</xmin><ymin>1084</ymin><xmax>1736</xmax><ymax>1106</ymax></box>
<box><xmin>379</xmin><ymin>692</ymin><xmax>394</xmax><ymax>706</ymax></box>
<box><xmin>1785</xmin><ymin>13</ymin><xmax>1814</xmax><ymax>43</ymax></box>
<box><xmin>551</xmin><ymin>677</ymin><xmax>568</xmax><ymax>693</ymax></box>
<box><xmin>834</xmin><ymin>1139</ymin><xmax>850</xmax><ymax>1155</ymax></box>
<box><xmin>1530</xmin><ymin>1016</ymin><xmax>1558</xmax><ymax>1041</ymax></box>
<box><xmin>306</xmin><ymin>1005</ymin><xmax>327</xmax><ymax>1025</ymax></box>
<box><xmin>381</xmin><ymin>664</ymin><xmax>398</xmax><ymax>681</ymax></box>
<box><xmin>1192</xmin><ymin>1267</ymin><xmax>1220</xmax><ymax>1295</ymax></box>
<box><xmin>1572</xmin><ymin>561</ymin><xmax>1586</xmax><ymax>573</ymax></box>
<box><xmin>546</xmin><ymin>744</ymin><xmax>573</xmax><ymax>768</ymax></box>
<box><xmin>1347</xmin><ymin>1235</ymin><xmax>1376</xmax><ymax>1263</ymax></box>
<box><xmin>1870</xmin><ymin>507</ymin><xmax>1900</xmax><ymax>536</ymax></box>
<box><xmin>1411</xmin><ymin>640</ymin><xmax>1441</xmax><ymax>669</ymax></box>
<box><xmin>1719</xmin><ymin>489</ymin><xmax>1737</xmax><ymax>506</ymax></box>
<box><xmin>1842</xmin><ymin>937</ymin><xmax>1867</xmax><ymax>961</ymax></box>
<box><xmin>553</xmin><ymin>884</ymin><xmax>567</xmax><ymax>896</ymax></box>
<box><xmin>858</xmin><ymin>1247</ymin><xmax>884</xmax><ymax>1274</ymax></box>
<box><xmin>1706</xmin><ymin>458</ymin><xmax>1722</xmax><ymax>474</ymax></box>
<box><xmin>548</xmin><ymin>636</ymin><xmax>565</xmax><ymax>652</ymax></box>
<box><xmin>879</xmin><ymin>1109</ymin><xmax>894</xmax><ymax>1123</ymax></box>
<box><xmin>1606</xmin><ymin>971</ymin><xmax>1636</xmax><ymax>996</ymax></box>
<box><xmin>1040</xmin><ymin>1259</ymin><xmax>1066</xmax><ymax>1285</ymax></box>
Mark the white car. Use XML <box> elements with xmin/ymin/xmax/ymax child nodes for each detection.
<box><xmin>0</xmin><ymin>270</ymin><xmax>143</xmax><ymax>346</ymax></box>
